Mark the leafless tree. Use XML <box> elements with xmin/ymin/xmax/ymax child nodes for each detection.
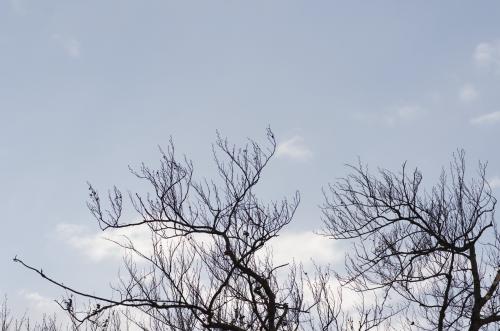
<box><xmin>15</xmin><ymin>129</ymin><xmax>391</xmax><ymax>331</ymax></box>
<box><xmin>302</xmin><ymin>266</ymin><xmax>393</xmax><ymax>331</ymax></box>
<box><xmin>322</xmin><ymin>151</ymin><xmax>499</xmax><ymax>331</ymax></box>
<box><xmin>1</xmin><ymin>295</ymin><xmax>60</xmax><ymax>331</ymax></box>
<box><xmin>1</xmin><ymin>294</ymin><xmax>130</xmax><ymax>331</ymax></box>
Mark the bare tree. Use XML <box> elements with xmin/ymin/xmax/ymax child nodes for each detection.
<box><xmin>1</xmin><ymin>295</ymin><xmax>60</xmax><ymax>331</ymax></box>
<box><xmin>303</xmin><ymin>266</ymin><xmax>393</xmax><ymax>331</ymax></box>
<box><xmin>14</xmin><ymin>130</ymin><xmax>391</xmax><ymax>330</ymax></box>
<box><xmin>322</xmin><ymin>151</ymin><xmax>499</xmax><ymax>330</ymax></box>
<box><xmin>1</xmin><ymin>293</ymin><xmax>132</xmax><ymax>331</ymax></box>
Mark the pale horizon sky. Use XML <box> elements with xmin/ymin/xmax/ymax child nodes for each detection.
<box><xmin>1</xmin><ymin>0</ymin><xmax>500</xmax><ymax>320</ymax></box>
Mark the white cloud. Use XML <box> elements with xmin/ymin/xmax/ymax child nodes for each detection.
<box><xmin>18</xmin><ymin>290</ymin><xmax>61</xmax><ymax>322</ymax></box>
<box><xmin>396</xmin><ymin>105</ymin><xmax>420</xmax><ymax>120</ymax></box>
<box><xmin>56</xmin><ymin>223</ymin><xmax>152</xmax><ymax>262</ymax></box>
<box><xmin>383</xmin><ymin>105</ymin><xmax>423</xmax><ymax>126</ymax></box>
<box><xmin>475</xmin><ymin>42</ymin><xmax>494</xmax><ymax>65</ymax></box>
<box><xmin>52</xmin><ymin>34</ymin><xmax>81</xmax><ymax>58</ymax></box>
<box><xmin>489</xmin><ymin>176</ymin><xmax>500</xmax><ymax>189</ymax></box>
<box><xmin>56</xmin><ymin>222</ymin><xmax>341</xmax><ymax>271</ymax></box>
<box><xmin>276</xmin><ymin>136</ymin><xmax>312</xmax><ymax>161</ymax></box>
<box><xmin>19</xmin><ymin>290</ymin><xmax>55</xmax><ymax>311</ymax></box>
<box><xmin>475</xmin><ymin>42</ymin><xmax>496</xmax><ymax>65</ymax></box>
<box><xmin>470</xmin><ymin>111</ymin><xmax>500</xmax><ymax>125</ymax></box>
<box><xmin>474</xmin><ymin>41</ymin><xmax>500</xmax><ymax>71</ymax></box>
<box><xmin>18</xmin><ymin>290</ymin><xmax>74</xmax><ymax>326</ymax></box>
<box><xmin>353</xmin><ymin>105</ymin><xmax>424</xmax><ymax>126</ymax></box>
<box><xmin>9</xmin><ymin>0</ymin><xmax>27</xmax><ymax>14</ymax></box>
<box><xmin>459</xmin><ymin>84</ymin><xmax>479</xmax><ymax>102</ymax></box>
<box><xmin>268</xmin><ymin>231</ymin><xmax>343</xmax><ymax>266</ymax></box>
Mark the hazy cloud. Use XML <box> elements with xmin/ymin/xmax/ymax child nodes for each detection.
<box><xmin>56</xmin><ymin>222</ymin><xmax>341</xmax><ymax>270</ymax></box>
<box><xmin>383</xmin><ymin>105</ymin><xmax>423</xmax><ymax>126</ymax></box>
<box><xmin>396</xmin><ymin>105</ymin><xmax>420</xmax><ymax>120</ymax></box>
<box><xmin>9</xmin><ymin>0</ymin><xmax>27</xmax><ymax>14</ymax></box>
<box><xmin>459</xmin><ymin>84</ymin><xmax>479</xmax><ymax>102</ymax></box>
<box><xmin>19</xmin><ymin>290</ymin><xmax>59</xmax><ymax>315</ymax></box>
<box><xmin>56</xmin><ymin>223</ymin><xmax>151</xmax><ymax>262</ymax></box>
<box><xmin>52</xmin><ymin>34</ymin><xmax>81</xmax><ymax>58</ymax></box>
<box><xmin>18</xmin><ymin>290</ymin><xmax>73</xmax><ymax>324</ymax></box>
<box><xmin>268</xmin><ymin>231</ymin><xmax>342</xmax><ymax>266</ymax></box>
<box><xmin>276</xmin><ymin>136</ymin><xmax>312</xmax><ymax>161</ymax></box>
<box><xmin>474</xmin><ymin>41</ymin><xmax>500</xmax><ymax>71</ymax></box>
<box><xmin>353</xmin><ymin>106</ymin><xmax>423</xmax><ymax>127</ymax></box>
<box><xmin>489</xmin><ymin>176</ymin><xmax>500</xmax><ymax>189</ymax></box>
<box><xmin>470</xmin><ymin>111</ymin><xmax>500</xmax><ymax>125</ymax></box>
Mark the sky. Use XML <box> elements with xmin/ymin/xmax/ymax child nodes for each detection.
<box><xmin>1</xmin><ymin>0</ymin><xmax>500</xmax><ymax>320</ymax></box>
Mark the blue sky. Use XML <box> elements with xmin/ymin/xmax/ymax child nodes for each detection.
<box><xmin>1</xmin><ymin>0</ymin><xmax>500</xmax><ymax>319</ymax></box>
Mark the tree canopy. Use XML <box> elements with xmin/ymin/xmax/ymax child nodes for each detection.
<box><xmin>13</xmin><ymin>133</ymin><xmax>499</xmax><ymax>331</ymax></box>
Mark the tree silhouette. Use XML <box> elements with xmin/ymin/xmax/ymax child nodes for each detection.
<box><xmin>15</xmin><ymin>129</ymin><xmax>390</xmax><ymax>331</ymax></box>
<box><xmin>322</xmin><ymin>151</ymin><xmax>499</xmax><ymax>331</ymax></box>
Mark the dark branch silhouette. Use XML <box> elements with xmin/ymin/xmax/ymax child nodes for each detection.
<box><xmin>322</xmin><ymin>150</ymin><xmax>499</xmax><ymax>331</ymax></box>
<box><xmin>15</xmin><ymin>129</ymin><xmax>390</xmax><ymax>331</ymax></box>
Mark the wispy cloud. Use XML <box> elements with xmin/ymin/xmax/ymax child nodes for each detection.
<box><xmin>56</xmin><ymin>223</ymin><xmax>151</xmax><ymax>262</ymax></box>
<box><xmin>9</xmin><ymin>0</ymin><xmax>27</xmax><ymax>14</ymax></box>
<box><xmin>52</xmin><ymin>34</ymin><xmax>81</xmax><ymax>58</ymax></box>
<box><xmin>19</xmin><ymin>290</ymin><xmax>56</xmax><ymax>311</ymax></box>
<box><xmin>276</xmin><ymin>136</ymin><xmax>312</xmax><ymax>161</ymax></box>
<box><xmin>18</xmin><ymin>290</ymin><xmax>63</xmax><ymax>323</ymax></box>
<box><xmin>384</xmin><ymin>105</ymin><xmax>423</xmax><ymax>126</ymax></box>
<box><xmin>56</xmin><ymin>222</ymin><xmax>340</xmax><ymax>270</ymax></box>
<box><xmin>268</xmin><ymin>231</ymin><xmax>342</xmax><ymax>266</ymax></box>
<box><xmin>18</xmin><ymin>290</ymin><xmax>72</xmax><ymax>323</ymax></box>
<box><xmin>459</xmin><ymin>84</ymin><xmax>479</xmax><ymax>102</ymax></box>
<box><xmin>474</xmin><ymin>41</ymin><xmax>500</xmax><ymax>72</ymax></box>
<box><xmin>396</xmin><ymin>105</ymin><xmax>420</xmax><ymax>120</ymax></box>
<box><xmin>470</xmin><ymin>111</ymin><xmax>500</xmax><ymax>125</ymax></box>
<box><xmin>354</xmin><ymin>105</ymin><xmax>424</xmax><ymax>127</ymax></box>
<box><xmin>489</xmin><ymin>176</ymin><xmax>500</xmax><ymax>189</ymax></box>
